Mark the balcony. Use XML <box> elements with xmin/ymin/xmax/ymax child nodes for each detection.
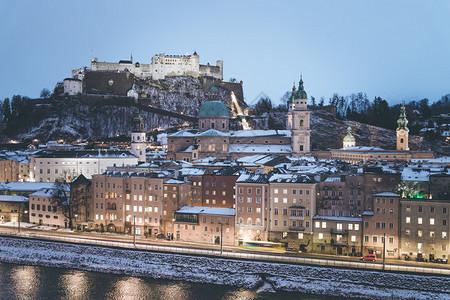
<box><xmin>289</xmin><ymin>226</ymin><xmax>305</xmax><ymax>231</ymax></box>
<box><xmin>330</xmin><ymin>229</ymin><xmax>348</xmax><ymax>235</ymax></box>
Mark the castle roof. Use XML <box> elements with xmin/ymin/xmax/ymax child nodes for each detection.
<box><xmin>198</xmin><ymin>100</ymin><xmax>229</xmax><ymax>118</ymax></box>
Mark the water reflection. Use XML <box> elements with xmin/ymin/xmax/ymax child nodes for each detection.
<box><xmin>59</xmin><ymin>271</ymin><xmax>89</xmax><ymax>300</ymax></box>
<box><xmin>0</xmin><ymin>263</ymin><xmax>330</xmax><ymax>300</ymax></box>
<box><xmin>11</xmin><ymin>265</ymin><xmax>40</xmax><ymax>300</ymax></box>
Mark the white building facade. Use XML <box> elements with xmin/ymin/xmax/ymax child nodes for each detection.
<box><xmin>30</xmin><ymin>150</ymin><xmax>138</xmax><ymax>182</ymax></box>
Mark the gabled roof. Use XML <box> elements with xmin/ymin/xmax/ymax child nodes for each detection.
<box><xmin>72</xmin><ymin>174</ymin><xmax>91</xmax><ymax>185</ymax></box>
<box><xmin>198</xmin><ymin>129</ymin><xmax>229</xmax><ymax>137</ymax></box>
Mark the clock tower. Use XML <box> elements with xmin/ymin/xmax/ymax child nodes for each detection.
<box><xmin>291</xmin><ymin>76</ymin><xmax>311</xmax><ymax>154</ymax></box>
<box><xmin>131</xmin><ymin>110</ymin><xmax>147</xmax><ymax>163</ymax></box>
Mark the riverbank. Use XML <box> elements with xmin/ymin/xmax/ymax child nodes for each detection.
<box><xmin>0</xmin><ymin>236</ymin><xmax>449</xmax><ymax>299</ymax></box>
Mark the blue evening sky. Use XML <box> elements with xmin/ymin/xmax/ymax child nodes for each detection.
<box><xmin>1</xmin><ymin>0</ymin><xmax>449</xmax><ymax>106</ymax></box>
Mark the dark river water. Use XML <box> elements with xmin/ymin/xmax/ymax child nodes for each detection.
<box><xmin>0</xmin><ymin>262</ymin><xmax>334</xmax><ymax>300</ymax></box>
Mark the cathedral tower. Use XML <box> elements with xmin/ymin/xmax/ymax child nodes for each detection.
<box><xmin>396</xmin><ymin>101</ymin><xmax>409</xmax><ymax>151</ymax></box>
<box><xmin>291</xmin><ymin>76</ymin><xmax>311</xmax><ymax>154</ymax></box>
<box><xmin>286</xmin><ymin>82</ymin><xmax>296</xmax><ymax>130</ymax></box>
<box><xmin>131</xmin><ymin>110</ymin><xmax>146</xmax><ymax>162</ymax></box>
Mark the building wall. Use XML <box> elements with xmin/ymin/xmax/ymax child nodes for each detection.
<box><xmin>362</xmin><ymin>195</ymin><xmax>400</xmax><ymax>258</ymax></box>
<box><xmin>29</xmin><ymin>195</ymin><xmax>67</xmax><ymax>227</ymax></box>
<box><xmin>317</xmin><ymin>175</ymin><xmax>365</xmax><ymax>217</ymax></box>
<box><xmin>202</xmin><ymin>175</ymin><xmax>236</xmax><ymax>208</ymax></box>
<box><xmin>400</xmin><ymin>199</ymin><xmax>450</xmax><ymax>260</ymax></box>
<box><xmin>91</xmin><ymin>175</ymin><xmax>165</xmax><ymax>235</ymax></box>
<box><xmin>176</xmin><ymin>213</ymin><xmax>234</xmax><ymax>245</ymax></box>
<box><xmin>235</xmin><ymin>182</ymin><xmax>269</xmax><ymax>241</ymax></box>
<box><xmin>312</xmin><ymin>218</ymin><xmax>362</xmax><ymax>255</ymax></box>
<box><xmin>0</xmin><ymin>201</ymin><xmax>27</xmax><ymax>223</ymax></box>
<box><xmin>0</xmin><ymin>160</ymin><xmax>19</xmax><ymax>182</ymax></box>
<box><xmin>31</xmin><ymin>156</ymin><xmax>138</xmax><ymax>182</ymax></box>
<box><xmin>162</xmin><ymin>182</ymin><xmax>191</xmax><ymax>236</ymax></box>
<box><xmin>90</xmin><ymin>54</ymin><xmax>222</xmax><ymax>80</ymax></box>
<box><xmin>63</xmin><ymin>79</ymin><xmax>83</xmax><ymax>95</ymax></box>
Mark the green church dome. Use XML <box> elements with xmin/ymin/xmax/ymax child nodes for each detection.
<box><xmin>198</xmin><ymin>100</ymin><xmax>230</xmax><ymax>118</ymax></box>
<box><xmin>343</xmin><ymin>126</ymin><xmax>355</xmax><ymax>142</ymax></box>
<box><xmin>295</xmin><ymin>76</ymin><xmax>307</xmax><ymax>100</ymax></box>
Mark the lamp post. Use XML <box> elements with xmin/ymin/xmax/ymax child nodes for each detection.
<box><xmin>382</xmin><ymin>232</ymin><xmax>386</xmax><ymax>270</ymax></box>
<box><xmin>74</xmin><ymin>214</ymin><xmax>78</xmax><ymax>231</ymax></box>
<box><xmin>18</xmin><ymin>210</ymin><xmax>28</xmax><ymax>233</ymax></box>
<box><xmin>220</xmin><ymin>223</ymin><xmax>223</xmax><ymax>254</ymax></box>
<box><xmin>133</xmin><ymin>216</ymin><xmax>136</xmax><ymax>248</ymax></box>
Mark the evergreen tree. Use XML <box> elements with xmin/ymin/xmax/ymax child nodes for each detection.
<box><xmin>2</xmin><ymin>98</ymin><xmax>11</xmax><ymax>123</ymax></box>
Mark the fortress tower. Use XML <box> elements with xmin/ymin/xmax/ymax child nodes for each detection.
<box><xmin>396</xmin><ymin>101</ymin><xmax>409</xmax><ymax>151</ymax></box>
<box><xmin>130</xmin><ymin>110</ymin><xmax>147</xmax><ymax>163</ymax></box>
<box><xmin>290</xmin><ymin>76</ymin><xmax>311</xmax><ymax>154</ymax></box>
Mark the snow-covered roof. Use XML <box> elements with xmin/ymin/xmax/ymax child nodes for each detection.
<box><xmin>198</xmin><ymin>129</ymin><xmax>229</xmax><ymax>137</ymax></box>
<box><xmin>168</xmin><ymin>129</ymin><xmax>198</xmax><ymax>137</ymax></box>
<box><xmin>175</xmin><ymin>206</ymin><xmax>235</xmax><ymax>216</ymax></box>
<box><xmin>362</xmin><ymin>211</ymin><xmax>375</xmax><ymax>216</ymax></box>
<box><xmin>0</xmin><ymin>195</ymin><xmax>28</xmax><ymax>202</ymax></box>
<box><xmin>164</xmin><ymin>179</ymin><xmax>188</xmax><ymax>184</ymax></box>
<box><xmin>401</xmin><ymin>167</ymin><xmax>429</xmax><ymax>181</ymax></box>
<box><xmin>178</xmin><ymin>168</ymin><xmax>206</xmax><ymax>176</ymax></box>
<box><xmin>324</xmin><ymin>177</ymin><xmax>341</xmax><ymax>182</ymax></box>
<box><xmin>229</xmin><ymin>144</ymin><xmax>292</xmax><ymax>154</ymax></box>
<box><xmin>313</xmin><ymin>215</ymin><xmax>362</xmax><ymax>222</ymax></box>
<box><xmin>236</xmin><ymin>173</ymin><xmax>268</xmax><ymax>183</ymax></box>
<box><xmin>34</xmin><ymin>150</ymin><xmax>137</xmax><ymax>159</ymax></box>
<box><xmin>411</xmin><ymin>157</ymin><xmax>450</xmax><ymax>164</ymax></box>
<box><xmin>230</xmin><ymin>130</ymin><xmax>291</xmax><ymax>138</ymax></box>
<box><xmin>30</xmin><ymin>188</ymin><xmax>68</xmax><ymax>199</ymax></box>
<box><xmin>268</xmin><ymin>173</ymin><xmax>315</xmax><ymax>183</ymax></box>
<box><xmin>373</xmin><ymin>192</ymin><xmax>399</xmax><ymax>197</ymax></box>
<box><xmin>341</xmin><ymin>146</ymin><xmax>385</xmax><ymax>151</ymax></box>
<box><xmin>0</xmin><ymin>182</ymin><xmax>69</xmax><ymax>192</ymax></box>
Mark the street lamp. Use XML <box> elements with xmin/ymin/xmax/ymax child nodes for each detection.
<box><xmin>382</xmin><ymin>232</ymin><xmax>386</xmax><ymax>270</ymax></box>
<box><xmin>133</xmin><ymin>216</ymin><xmax>136</xmax><ymax>247</ymax></box>
<box><xmin>18</xmin><ymin>210</ymin><xmax>28</xmax><ymax>233</ymax></box>
<box><xmin>220</xmin><ymin>223</ymin><xmax>223</xmax><ymax>254</ymax></box>
<box><xmin>74</xmin><ymin>214</ymin><xmax>78</xmax><ymax>231</ymax></box>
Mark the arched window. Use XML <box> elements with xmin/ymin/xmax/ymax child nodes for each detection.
<box><xmin>256</xmin><ymin>218</ymin><xmax>261</xmax><ymax>225</ymax></box>
<box><xmin>400</xmin><ymin>138</ymin><xmax>404</xmax><ymax>143</ymax></box>
<box><xmin>238</xmin><ymin>217</ymin><xmax>244</xmax><ymax>224</ymax></box>
<box><xmin>211</xmin><ymin>122</ymin><xmax>215</xmax><ymax>129</ymax></box>
<box><xmin>300</xmin><ymin>119</ymin><xmax>304</xmax><ymax>126</ymax></box>
<box><xmin>247</xmin><ymin>218</ymin><xmax>252</xmax><ymax>225</ymax></box>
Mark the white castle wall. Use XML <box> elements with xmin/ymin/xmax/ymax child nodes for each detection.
<box><xmin>90</xmin><ymin>53</ymin><xmax>222</xmax><ymax>80</ymax></box>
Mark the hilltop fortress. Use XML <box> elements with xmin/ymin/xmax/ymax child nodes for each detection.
<box><xmin>82</xmin><ymin>52</ymin><xmax>223</xmax><ymax>81</ymax></box>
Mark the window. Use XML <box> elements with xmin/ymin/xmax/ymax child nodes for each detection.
<box><xmin>274</xmin><ymin>208</ymin><xmax>278</xmax><ymax>215</ymax></box>
<box><xmin>274</xmin><ymin>197</ymin><xmax>278</xmax><ymax>203</ymax></box>
<box><xmin>418</xmin><ymin>230</ymin><xmax>423</xmax><ymax>237</ymax></box>
<box><xmin>354</xmin><ymin>224</ymin><xmax>360</xmax><ymax>231</ymax></box>
<box><xmin>348</xmin><ymin>224</ymin><xmax>353</xmax><ymax>230</ymax></box>
<box><xmin>337</xmin><ymin>223</ymin><xmax>343</xmax><ymax>230</ymax></box>
<box><xmin>443</xmin><ymin>232</ymin><xmax>447</xmax><ymax>239</ymax></box>
<box><xmin>298</xmin><ymin>233</ymin><xmax>303</xmax><ymax>239</ymax></box>
<box><xmin>373</xmin><ymin>236</ymin><xmax>378</xmax><ymax>243</ymax></box>
<box><xmin>430</xmin><ymin>218</ymin><xmax>435</xmax><ymax>225</ymax></box>
<box><xmin>318</xmin><ymin>233</ymin><xmax>323</xmax><ymax>240</ymax></box>
<box><xmin>406</xmin><ymin>217</ymin><xmax>410</xmax><ymax>224</ymax></box>
<box><xmin>351</xmin><ymin>235</ymin><xmax>356</xmax><ymax>242</ymax></box>
<box><xmin>418</xmin><ymin>206</ymin><xmax>423</xmax><ymax>213</ymax></box>
<box><xmin>389</xmin><ymin>222</ymin><xmax>394</xmax><ymax>229</ymax></box>
<box><xmin>315</xmin><ymin>221</ymin><xmax>320</xmax><ymax>228</ymax></box>
<box><xmin>247</xmin><ymin>207</ymin><xmax>252</xmax><ymax>213</ymax></box>
<box><xmin>430</xmin><ymin>231</ymin><xmax>435</xmax><ymax>238</ymax></box>
<box><xmin>389</xmin><ymin>237</ymin><xmax>394</xmax><ymax>244</ymax></box>
<box><xmin>247</xmin><ymin>197</ymin><xmax>252</xmax><ymax>203</ymax></box>
<box><xmin>406</xmin><ymin>229</ymin><xmax>410</xmax><ymax>236</ymax></box>
<box><xmin>322</xmin><ymin>222</ymin><xmax>326</xmax><ymax>229</ymax></box>
<box><xmin>418</xmin><ymin>217</ymin><xmax>422</xmax><ymax>225</ymax></box>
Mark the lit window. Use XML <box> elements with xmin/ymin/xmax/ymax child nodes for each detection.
<box><xmin>318</xmin><ymin>233</ymin><xmax>323</xmax><ymax>240</ymax></box>
<box><xmin>430</xmin><ymin>218</ymin><xmax>435</xmax><ymax>225</ymax></box>
<box><xmin>418</xmin><ymin>217</ymin><xmax>422</xmax><ymax>225</ymax></box>
<box><xmin>406</xmin><ymin>217</ymin><xmax>410</xmax><ymax>224</ymax></box>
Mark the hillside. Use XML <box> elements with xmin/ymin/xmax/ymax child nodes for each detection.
<box><xmin>0</xmin><ymin>76</ymin><xmax>448</xmax><ymax>155</ymax></box>
<box><xmin>269</xmin><ymin>109</ymin><xmax>449</xmax><ymax>155</ymax></box>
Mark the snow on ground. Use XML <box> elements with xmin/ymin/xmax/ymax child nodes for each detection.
<box><xmin>0</xmin><ymin>237</ymin><xmax>449</xmax><ymax>299</ymax></box>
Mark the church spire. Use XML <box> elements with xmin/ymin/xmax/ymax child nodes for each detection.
<box><xmin>296</xmin><ymin>74</ymin><xmax>307</xmax><ymax>100</ymax></box>
<box><xmin>130</xmin><ymin>53</ymin><xmax>133</xmax><ymax>63</ymax></box>
<box><xmin>397</xmin><ymin>101</ymin><xmax>409</xmax><ymax>131</ymax></box>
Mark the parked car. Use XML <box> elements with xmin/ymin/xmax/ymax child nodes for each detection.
<box><xmin>360</xmin><ymin>254</ymin><xmax>377</xmax><ymax>262</ymax></box>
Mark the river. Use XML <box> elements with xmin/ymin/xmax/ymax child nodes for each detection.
<box><xmin>0</xmin><ymin>262</ymin><xmax>333</xmax><ymax>300</ymax></box>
